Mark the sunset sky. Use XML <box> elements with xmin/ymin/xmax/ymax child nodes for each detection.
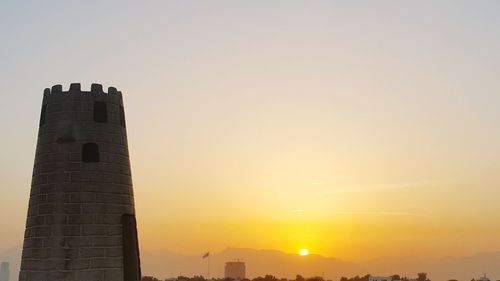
<box><xmin>2</xmin><ymin>0</ymin><xmax>500</xmax><ymax>263</ymax></box>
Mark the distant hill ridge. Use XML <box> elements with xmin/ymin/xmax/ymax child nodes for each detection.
<box><xmin>3</xmin><ymin>246</ymin><xmax>500</xmax><ymax>281</ymax></box>
<box><xmin>141</xmin><ymin>247</ymin><xmax>500</xmax><ymax>281</ymax></box>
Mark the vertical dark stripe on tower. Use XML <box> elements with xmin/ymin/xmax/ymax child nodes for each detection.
<box><xmin>119</xmin><ymin>106</ymin><xmax>126</xmax><ymax>127</ymax></box>
<box><xmin>122</xmin><ymin>214</ymin><xmax>141</xmax><ymax>281</ymax></box>
<box><xmin>39</xmin><ymin>104</ymin><xmax>46</xmax><ymax>126</ymax></box>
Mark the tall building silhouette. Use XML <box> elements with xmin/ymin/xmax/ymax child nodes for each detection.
<box><xmin>225</xmin><ymin>261</ymin><xmax>246</xmax><ymax>280</ymax></box>
<box><xmin>0</xmin><ymin>262</ymin><xmax>9</xmax><ymax>281</ymax></box>
<box><xmin>19</xmin><ymin>84</ymin><xmax>140</xmax><ymax>281</ymax></box>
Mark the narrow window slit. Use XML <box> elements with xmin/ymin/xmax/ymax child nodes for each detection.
<box><xmin>93</xmin><ymin>101</ymin><xmax>108</xmax><ymax>123</ymax></box>
<box><xmin>82</xmin><ymin>143</ymin><xmax>99</xmax><ymax>162</ymax></box>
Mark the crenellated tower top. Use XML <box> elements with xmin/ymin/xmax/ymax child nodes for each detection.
<box><xmin>43</xmin><ymin>83</ymin><xmax>122</xmax><ymax>96</ymax></box>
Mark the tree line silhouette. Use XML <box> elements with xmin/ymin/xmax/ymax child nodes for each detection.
<box><xmin>340</xmin><ymin>273</ymin><xmax>430</xmax><ymax>281</ymax></box>
<box><xmin>142</xmin><ymin>275</ymin><xmax>331</xmax><ymax>281</ymax></box>
<box><xmin>142</xmin><ymin>273</ymin><xmax>430</xmax><ymax>281</ymax></box>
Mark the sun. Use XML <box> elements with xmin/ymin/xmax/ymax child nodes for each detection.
<box><xmin>299</xmin><ymin>248</ymin><xmax>309</xmax><ymax>256</ymax></box>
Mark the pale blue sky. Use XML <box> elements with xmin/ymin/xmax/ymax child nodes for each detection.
<box><xmin>1</xmin><ymin>0</ymin><xmax>500</xmax><ymax>261</ymax></box>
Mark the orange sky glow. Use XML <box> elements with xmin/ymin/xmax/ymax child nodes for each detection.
<box><xmin>1</xmin><ymin>1</ymin><xmax>500</xmax><ymax>268</ymax></box>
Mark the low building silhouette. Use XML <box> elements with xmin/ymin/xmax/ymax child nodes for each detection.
<box><xmin>369</xmin><ymin>277</ymin><xmax>392</xmax><ymax>281</ymax></box>
<box><xmin>0</xmin><ymin>262</ymin><xmax>9</xmax><ymax>281</ymax></box>
<box><xmin>225</xmin><ymin>261</ymin><xmax>246</xmax><ymax>280</ymax></box>
<box><xmin>473</xmin><ymin>275</ymin><xmax>490</xmax><ymax>281</ymax></box>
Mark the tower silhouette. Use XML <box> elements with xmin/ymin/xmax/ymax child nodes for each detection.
<box><xmin>19</xmin><ymin>83</ymin><xmax>140</xmax><ymax>281</ymax></box>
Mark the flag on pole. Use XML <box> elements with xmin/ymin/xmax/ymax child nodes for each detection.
<box><xmin>202</xmin><ymin>252</ymin><xmax>209</xmax><ymax>259</ymax></box>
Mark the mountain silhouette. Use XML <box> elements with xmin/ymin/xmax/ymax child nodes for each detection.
<box><xmin>3</xmin><ymin>246</ymin><xmax>500</xmax><ymax>280</ymax></box>
<box><xmin>141</xmin><ymin>247</ymin><xmax>500</xmax><ymax>281</ymax></box>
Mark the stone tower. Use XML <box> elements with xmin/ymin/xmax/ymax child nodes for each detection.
<box><xmin>19</xmin><ymin>83</ymin><xmax>141</xmax><ymax>281</ymax></box>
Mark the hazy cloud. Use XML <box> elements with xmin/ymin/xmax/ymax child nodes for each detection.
<box><xmin>330</xmin><ymin>210</ymin><xmax>422</xmax><ymax>217</ymax></box>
